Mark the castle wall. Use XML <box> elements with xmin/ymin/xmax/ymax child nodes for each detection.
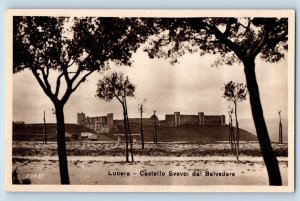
<box><xmin>163</xmin><ymin>112</ymin><xmax>225</xmax><ymax>126</ymax></box>
<box><xmin>77</xmin><ymin>111</ymin><xmax>226</xmax><ymax>135</ymax></box>
<box><xmin>180</xmin><ymin>115</ymin><xmax>199</xmax><ymax>125</ymax></box>
<box><xmin>165</xmin><ymin>115</ymin><xmax>175</xmax><ymax>126</ymax></box>
<box><xmin>113</xmin><ymin>118</ymin><xmax>153</xmax><ymax>126</ymax></box>
<box><xmin>204</xmin><ymin>115</ymin><xmax>224</xmax><ymax>125</ymax></box>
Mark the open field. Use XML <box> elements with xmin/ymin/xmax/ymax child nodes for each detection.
<box><xmin>12</xmin><ymin>155</ymin><xmax>288</xmax><ymax>185</ymax></box>
<box><xmin>12</xmin><ymin>141</ymin><xmax>288</xmax><ymax>185</ymax></box>
<box><xmin>13</xmin><ymin>141</ymin><xmax>288</xmax><ymax>157</ymax></box>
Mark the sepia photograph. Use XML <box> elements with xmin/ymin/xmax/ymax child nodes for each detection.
<box><xmin>5</xmin><ymin>9</ymin><xmax>295</xmax><ymax>192</ymax></box>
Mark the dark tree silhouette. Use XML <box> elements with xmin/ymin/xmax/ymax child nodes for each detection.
<box><xmin>13</xmin><ymin>16</ymin><xmax>148</xmax><ymax>184</ymax></box>
<box><xmin>138</xmin><ymin>99</ymin><xmax>146</xmax><ymax>149</ymax></box>
<box><xmin>222</xmin><ymin>81</ymin><xmax>247</xmax><ymax>161</ymax></box>
<box><xmin>144</xmin><ymin>17</ymin><xmax>288</xmax><ymax>185</ymax></box>
<box><xmin>96</xmin><ymin>72</ymin><xmax>135</xmax><ymax>162</ymax></box>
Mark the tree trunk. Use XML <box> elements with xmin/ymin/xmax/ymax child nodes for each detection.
<box><xmin>154</xmin><ymin>122</ymin><xmax>158</xmax><ymax>144</ymax></box>
<box><xmin>228</xmin><ymin>115</ymin><xmax>231</xmax><ymax>145</ymax></box>
<box><xmin>234</xmin><ymin>101</ymin><xmax>239</xmax><ymax>162</ymax></box>
<box><xmin>279</xmin><ymin>114</ymin><xmax>283</xmax><ymax>144</ymax></box>
<box><xmin>43</xmin><ymin>110</ymin><xmax>47</xmax><ymax>145</ymax></box>
<box><xmin>126</xmin><ymin>113</ymin><xmax>134</xmax><ymax>162</ymax></box>
<box><xmin>140</xmin><ymin>112</ymin><xmax>144</xmax><ymax>149</ymax></box>
<box><xmin>122</xmin><ymin>104</ymin><xmax>129</xmax><ymax>163</ymax></box>
<box><xmin>229</xmin><ymin>115</ymin><xmax>235</xmax><ymax>154</ymax></box>
<box><xmin>124</xmin><ymin>98</ymin><xmax>134</xmax><ymax>162</ymax></box>
<box><xmin>279</xmin><ymin>122</ymin><xmax>283</xmax><ymax>144</ymax></box>
<box><xmin>152</xmin><ymin>124</ymin><xmax>155</xmax><ymax>144</ymax></box>
<box><xmin>243</xmin><ymin>59</ymin><xmax>282</xmax><ymax>186</ymax></box>
<box><xmin>55</xmin><ymin>104</ymin><xmax>70</xmax><ymax>184</ymax></box>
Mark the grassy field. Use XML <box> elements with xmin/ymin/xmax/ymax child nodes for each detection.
<box><xmin>12</xmin><ymin>141</ymin><xmax>288</xmax><ymax>157</ymax></box>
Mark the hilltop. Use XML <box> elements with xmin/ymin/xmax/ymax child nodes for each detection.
<box><xmin>13</xmin><ymin>122</ymin><xmax>257</xmax><ymax>142</ymax></box>
<box><xmin>109</xmin><ymin>124</ymin><xmax>257</xmax><ymax>142</ymax></box>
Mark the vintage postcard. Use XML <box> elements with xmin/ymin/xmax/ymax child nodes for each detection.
<box><xmin>5</xmin><ymin>9</ymin><xmax>295</xmax><ymax>192</ymax></box>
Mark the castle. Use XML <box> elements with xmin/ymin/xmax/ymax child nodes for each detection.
<box><xmin>77</xmin><ymin>112</ymin><xmax>226</xmax><ymax>133</ymax></box>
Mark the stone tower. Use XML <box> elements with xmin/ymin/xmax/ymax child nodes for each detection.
<box><xmin>107</xmin><ymin>113</ymin><xmax>114</xmax><ymax>126</ymax></box>
<box><xmin>221</xmin><ymin>115</ymin><xmax>226</xmax><ymax>125</ymax></box>
<box><xmin>77</xmin><ymin>112</ymin><xmax>85</xmax><ymax>125</ymax></box>
<box><xmin>174</xmin><ymin>112</ymin><xmax>181</xmax><ymax>126</ymax></box>
<box><xmin>198</xmin><ymin>112</ymin><xmax>204</xmax><ymax>125</ymax></box>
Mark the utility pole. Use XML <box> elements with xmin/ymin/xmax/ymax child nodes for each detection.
<box><xmin>278</xmin><ymin>110</ymin><xmax>283</xmax><ymax>144</ymax></box>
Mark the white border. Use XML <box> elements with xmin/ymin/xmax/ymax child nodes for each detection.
<box><xmin>5</xmin><ymin>9</ymin><xmax>295</xmax><ymax>192</ymax></box>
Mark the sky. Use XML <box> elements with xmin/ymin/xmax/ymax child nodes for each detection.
<box><xmin>12</xmin><ymin>46</ymin><xmax>288</xmax><ymax>125</ymax></box>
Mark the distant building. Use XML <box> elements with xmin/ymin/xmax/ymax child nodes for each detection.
<box><xmin>77</xmin><ymin>112</ymin><xmax>113</xmax><ymax>133</ymax></box>
<box><xmin>77</xmin><ymin>111</ymin><xmax>225</xmax><ymax>133</ymax></box>
<box><xmin>165</xmin><ymin>112</ymin><xmax>225</xmax><ymax>126</ymax></box>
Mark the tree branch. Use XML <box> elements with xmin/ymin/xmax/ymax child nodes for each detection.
<box><xmin>265</xmin><ymin>30</ymin><xmax>288</xmax><ymax>49</ymax></box>
<box><xmin>31</xmin><ymin>69</ymin><xmax>56</xmax><ymax>102</ymax></box>
<box><xmin>67</xmin><ymin>58</ymin><xmax>76</xmax><ymax>68</ymax></box>
<box><xmin>70</xmin><ymin>65</ymin><xmax>82</xmax><ymax>83</ymax></box>
<box><xmin>41</xmin><ymin>67</ymin><xmax>53</xmax><ymax>94</ymax></box>
<box><xmin>71</xmin><ymin>69</ymin><xmax>96</xmax><ymax>92</ymax></box>
<box><xmin>223</xmin><ymin>19</ymin><xmax>234</xmax><ymax>38</ymax></box>
<box><xmin>59</xmin><ymin>62</ymin><xmax>72</xmax><ymax>86</ymax></box>
<box><xmin>251</xmin><ymin>25</ymin><xmax>270</xmax><ymax>57</ymax></box>
<box><xmin>115</xmin><ymin>95</ymin><xmax>123</xmax><ymax>104</ymax></box>
<box><xmin>45</xmin><ymin>66</ymin><xmax>50</xmax><ymax>78</ymax></box>
<box><xmin>54</xmin><ymin>72</ymin><xmax>64</xmax><ymax>97</ymax></box>
<box><xmin>204</xmin><ymin>22</ymin><xmax>246</xmax><ymax>61</ymax></box>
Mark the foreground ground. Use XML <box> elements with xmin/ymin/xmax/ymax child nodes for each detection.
<box><xmin>12</xmin><ymin>141</ymin><xmax>288</xmax><ymax>185</ymax></box>
<box><xmin>13</xmin><ymin>141</ymin><xmax>288</xmax><ymax>157</ymax></box>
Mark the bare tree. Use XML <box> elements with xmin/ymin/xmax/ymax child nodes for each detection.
<box><xmin>222</xmin><ymin>81</ymin><xmax>247</xmax><ymax>161</ymax></box>
<box><xmin>96</xmin><ymin>72</ymin><xmax>135</xmax><ymax>162</ymax></box>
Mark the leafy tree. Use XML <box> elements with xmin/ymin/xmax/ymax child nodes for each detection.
<box><xmin>138</xmin><ymin>99</ymin><xmax>146</xmax><ymax>149</ymax></box>
<box><xmin>96</xmin><ymin>72</ymin><xmax>135</xmax><ymax>162</ymax></box>
<box><xmin>13</xmin><ymin>16</ymin><xmax>148</xmax><ymax>184</ymax></box>
<box><xmin>222</xmin><ymin>81</ymin><xmax>247</xmax><ymax>161</ymax></box>
<box><xmin>144</xmin><ymin>17</ymin><xmax>288</xmax><ymax>185</ymax></box>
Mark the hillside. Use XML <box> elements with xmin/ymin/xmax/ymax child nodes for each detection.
<box><xmin>13</xmin><ymin>123</ymin><xmax>93</xmax><ymax>141</ymax></box>
<box><xmin>110</xmin><ymin>123</ymin><xmax>257</xmax><ymax>142</ymax></box>
<box><xmin>13</xmin><ymin>123</ymin><xmax>257</xmax><ymax>143</ymax></box>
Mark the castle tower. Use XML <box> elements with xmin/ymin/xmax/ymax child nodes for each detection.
<box><xmin>174</xmin><ymin>112</ymin><xmax>181</xmax><ymax>126</ymax></box>
<box><xmin>221</xmin><ymin>115</ymin><xmax>226</xmax><ymax>125</ymax></box>
<box><xmin>198</xmin><ymin>112</ymin><xmax>204</xmax><ymax>125</ymax></box>
<box><xmin>77</xmin><ymin>112</ymin><xmax>85</xmax><ymax>125</ymax></box>
<box><xmin>107</xmin><ymin>113</ymin><xmax>114</xmax><ymax>126</ymax></box>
